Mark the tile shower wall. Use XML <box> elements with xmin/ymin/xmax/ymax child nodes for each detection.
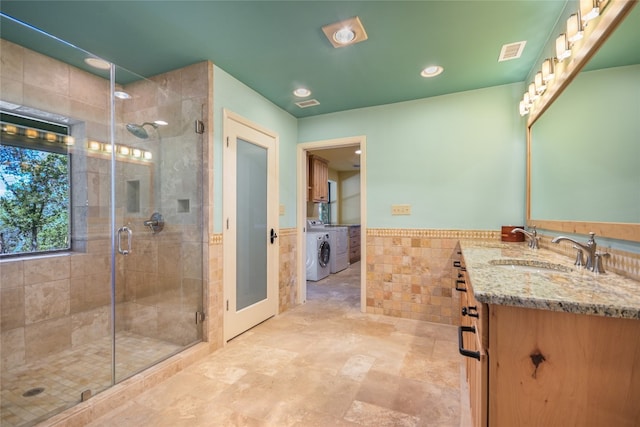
<box><xmin>1</xmin><ymin>38</ymin><xmax>115</xmax><ymax>370</ymax></box>
<box><xmin>366</xmin><ymin>229</ymin><xmax>500</xmax><ymax>325</ymax></box>
<box><xmin>0</xmin><ymin>40</ymin><xmax>213</xmax><ymax>373</ymax></box>
<box><xmin>116</xmin><ymin>61</ymin><xmax>210</xmax><ymax>347</ymax></box>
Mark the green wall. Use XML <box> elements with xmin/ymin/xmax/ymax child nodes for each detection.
<box><xmin>212</xmin><ymin>65</ymin><xmax>298</xmax><ymax>232</ymax></box>
<box><xmin>298</xmin><ymin>83</ymin><xmax>527</xmax><ymax>229</ymax></box>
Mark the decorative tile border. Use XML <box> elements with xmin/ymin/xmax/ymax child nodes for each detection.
<box><xmin>209</xmin><ymin>233</ymin><xmax>223</xmax><ymax>245</ymax></box>
<box><xmin>368</xmin><ymin>228</ymin><xmax>501</xmax><ymax>240</ymax></box>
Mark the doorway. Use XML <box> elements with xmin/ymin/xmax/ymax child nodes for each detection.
<box><xmin>296</xmin><ymin>136</ymin><xmax>366</xmax><ymax>310</ymax></box>
<box><xmin>223</xmin><ymin>110</ymin><xmax>279</xmax><ymax>341</ymax></box>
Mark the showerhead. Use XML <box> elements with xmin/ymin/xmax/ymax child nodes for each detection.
<box><xmin>126</xmin><ymin>122</ymin><xmax>158</xmax><ymax>139</ymax></box>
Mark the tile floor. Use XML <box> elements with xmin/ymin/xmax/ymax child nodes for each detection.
<box><xmin>84</xmin><ymin>262</ymin><xmax>471</xmax><ymax>426</ymax></box>
<box><xmin>1</xmin><ymin>332</ymin><xmax>180</xmax><ymax>427</ymax></box>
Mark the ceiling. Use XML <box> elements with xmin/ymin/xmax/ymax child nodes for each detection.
<box><xmin>0</xmin><ymin>0</ymin><xmax>575</xmax><ymax>119</ymax></box>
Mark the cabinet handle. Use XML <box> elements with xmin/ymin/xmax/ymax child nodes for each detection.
<box><xmin>453</xmin><ymin>260</ymin><xmax>461</xmax><ymax>268</ymax></box>
<box><xmin>455</xmin><ymin>279</ymin><xmax>467</xmax><ymax>292</ymax></box>
<box><xmin>458</xmin><ymin>326</ymin><xmax>481</xmax><ymax>360</ymax></box>
<box><xmin>462</xmin><ymin>306</ymin><xmax>479</xmax><ymax>318</ymax></box>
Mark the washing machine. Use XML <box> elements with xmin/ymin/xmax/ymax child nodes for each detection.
<box><xmin>306</xmin><ymin>232</ymin><xmax>331</xmax><ymax>281</ymax></box>
<box><xmin>307</xmin><ymin>220</ymin><xmax>349</xmax><ymax>273</ymax></box>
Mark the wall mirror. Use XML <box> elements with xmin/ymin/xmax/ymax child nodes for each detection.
<box><xmin>527</xmin><ymin>2</ymin><xmax>640</xmax><ymax>242</ymax></box>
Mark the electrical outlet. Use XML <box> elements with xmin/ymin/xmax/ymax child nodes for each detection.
<box><xmin>391</xmin><ymin>204</ymin><xmax>411</xmax><ymax>215</ymax></box>
<box><xmin>279</xmin><ymin>204</ymin><xmax>285</xmax><ymax>216</ymax></box>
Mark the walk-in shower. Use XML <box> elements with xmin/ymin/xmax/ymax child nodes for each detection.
<box><xmin>0</xmin><ymin>16</ymin><xmax>204</xmax><ymax>427</ymax></box>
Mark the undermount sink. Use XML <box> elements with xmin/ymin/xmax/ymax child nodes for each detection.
<box><xmin>489</xmin><ymin>259</ymin><xmax>573</xmax><ymax>273</ymax></box>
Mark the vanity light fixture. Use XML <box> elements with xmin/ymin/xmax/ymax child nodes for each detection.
<box><xmin>567</xmin><ymin>13</ymin><xmax>584</xmax><ymax>43</ymax></box>
<box><xmin>88</xmin><ymin>140</ymin><xmax>101</xmax><ymax>151</ymax></box>
<box><xmin>523</xmin><ymin>92</ymin><xmax>532</xmax><ymax>108</ymax></box>
<box><xmin>25</xmin><ymin>128</ymin><xmax>38</xmax><ymax>139</ymax></box>
<box><xmin>542</xmin><ymin>58</ymin><xmax>555</xmax><ymax>82</ymax></box>
<box><xmin>555</xmin><ymin>34</ymin><xmax>571</xmax><ymax>61</ymax></box>
<box><xmin>84</xmin><ymin>57</ymin><xmax>111</xmax><ymax>70</ymax></box>
<box><xmin>519</xmin><ymin>100</ymin><xmax>530</xmax><ymax>116</ymax></box>
<box><xmin>534</xmin><ymin>72</ymin><xmax>546</xmax><ymax>94</ymax></box>
<box><xmin>580</xmin><ymin>0</ymin><xmax>600</xmax><ymax>22</ymax></box>
<box><xmin>143</xmin><ymin>151</ymin><xmax>153</xmax><ymax>160</ymax></box>
<box><xmin>293</xmin><ymin>88</ymin><xmax>311</xmax><ymax>98</ymax></box>
<box><xmin>421</xmin><ymin>65</ymin><xmax>444</xmax><ymax>78</ymax></box>
<box><xmin>528</xmin><ymin>83</ymin><xmax>539</xmax><ymax>101</ymax></box>
<box><xmin>322</xmin><ymin>16</ymin><xmax>368</xmax><ymax>48</ymax></box>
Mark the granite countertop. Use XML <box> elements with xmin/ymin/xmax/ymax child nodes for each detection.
<box><xmin>459</xmin><ymin>240</ymin><xmax>640</xmax><ymax>319</ymax></box>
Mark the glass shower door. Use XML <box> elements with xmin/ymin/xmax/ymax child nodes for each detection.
<box><xmin>112</xmin><ymin>65</ymin><xmax>204</xmax><ymax>382</ymax></box>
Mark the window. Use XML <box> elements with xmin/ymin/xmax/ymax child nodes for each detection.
<box><xmin>0</xmin><ymin>114</ymin><xmax>71</xmax><ymax>256</ymax></box>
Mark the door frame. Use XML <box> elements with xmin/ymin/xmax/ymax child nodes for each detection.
<box><xmin>296</xmin><ymin>136</ymin><xmax>367</xmax><ymax>311</ymax></box>
<box><xmin>223</xmin><ymin>109</ymin><xmax>279</xmax><ymax>341</ymax></box>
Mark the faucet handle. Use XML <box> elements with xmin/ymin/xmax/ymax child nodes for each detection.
<box><xmin>573</xmin><ymin>246</ymin><xmax>585</xmax><ymax>267</ymax></box>
<box><xmin>593</xmin><ymin>252</ymin><xmax>610</xmax><ymax>274</ymax></box>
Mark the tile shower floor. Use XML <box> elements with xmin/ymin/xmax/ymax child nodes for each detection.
<box><xmin>1</xmin><ymin>332</ymin><xmax>180</xmax><ymax>427</ymax></box>
<box><xmin>86</xmin><ymin>262</ymin><xmax>472</xmax><ymax>426</ymax></box>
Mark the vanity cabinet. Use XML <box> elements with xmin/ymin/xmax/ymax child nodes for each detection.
<box><xmin>308</xmin><ymin>155</ymin><xmax>328</xmax><ymax>202</ymax></box>
<box><xmin>489</xmin><ymin>305</ymin><xmax>640</xmax><ymax>426</ymax></box>
<box><xmin>457</xmin><ymin>261</ymin><xmax>488</xmax><ymax>427</ymax></box>
<box><xmin>458</xmin><ymin>253</ymin><xmax>640</xmax><ymax>427</ymax></box>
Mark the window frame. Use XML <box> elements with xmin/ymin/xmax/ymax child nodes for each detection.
<box><xmin>0</xmin><ymin>114</ymin><xmax>72</xmax><ymax>258</ymax></box>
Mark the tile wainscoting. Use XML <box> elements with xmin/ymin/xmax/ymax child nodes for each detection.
<box><xmin>366</xmin><ymin>229</ymin><xmax>501</xmax><ymax>325</ymax></box>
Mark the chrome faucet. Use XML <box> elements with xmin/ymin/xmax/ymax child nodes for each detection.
<box><xmin>511</xmin><ymin>226</ymin><xmax>539</xmax><ymax>249</ymax></box>
<box><xmin>551</xmin><ymin>232</ymin><xmax>607</xmax><ymax>273</ymax></box>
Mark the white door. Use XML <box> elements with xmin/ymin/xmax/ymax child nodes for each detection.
<box><xmin>223</xmin><ymin>110</ymin><xmax>279</xmax><ymax>341</ymax></box>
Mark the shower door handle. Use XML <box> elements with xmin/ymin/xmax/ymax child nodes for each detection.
<box><xmin>117</xmin><ymin>226</ymin><xmax>132</xmax><ymax>255</ymax></box>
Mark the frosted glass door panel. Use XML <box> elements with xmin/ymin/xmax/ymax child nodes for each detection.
<box><xmin>236</xmin><ymin>138</ymin><xmax>268</xmax><ymax>311</ymax></box>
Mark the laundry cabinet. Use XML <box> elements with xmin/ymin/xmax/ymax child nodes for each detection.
<box><xmin>308</xmin><ymin>154</ymin><xmax>328</xmax><ymax>202</ymax></box>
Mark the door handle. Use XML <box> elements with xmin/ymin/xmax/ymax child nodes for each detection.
<box><xmin>117</xmin><ymin>226</ymin><xmax>132</xmax><ymax>255</ymax></box>
<box><xmin>270</xmin><ymin>228</ymin><xmax>278</xmax><ymax>244</ymax></box>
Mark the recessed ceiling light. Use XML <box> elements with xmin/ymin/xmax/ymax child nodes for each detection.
<box><xmin>322</xmin><ymin>16</ymin><xmax>368</xmax><ymax>48</ymax></box>
<box><xmin>334</xmin><ymin>28</ymin><xmax>355</xmax><ymax>45</ymax></box>
<box><xmin>114</xmin><ymin>91</ymin><xmax>131</xmax><ymax>100</ymax></box>
<box><xmin>154</xmin><ymin>120</ymin><xmax>168</xmax><ymax>126</ymax></box>
<box><xmin>293</xmin><ymin>88</ymin><xmax>311</xmax><ymax>98</ymax></box>
<box><xmin>421</xmin><ymin>65</ymin><xmax>444</xmax><ymax>78</ymax></box>
<box><xmin>84</xmin><ymin>57</ymin><xmax>111</xmax><ymax>70</ymax></box>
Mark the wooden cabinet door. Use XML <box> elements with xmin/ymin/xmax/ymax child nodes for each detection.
<box><xmin>309</xmin><ymin>155</ymin><xmax>328</xmax><ymax>202</ymax></box>
<box><xmin>489</xmin><ymin>305</ymin><xmax>640</xmax><ymax>427</ymax></box>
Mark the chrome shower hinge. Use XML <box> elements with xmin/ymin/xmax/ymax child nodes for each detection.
<box><xmin>195</xmin><ymin>311</ymin><xmax>206</xmax><ymax>324</ymax></box>
<box><xmin>195</xmin><ymin>120</ymin><xmax>205</xmax><ymax>134</ymax></box>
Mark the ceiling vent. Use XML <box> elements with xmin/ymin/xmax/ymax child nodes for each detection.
<box><xmin>296</xmin><ymin>99</ymin><xmax>320</xmax><ymax>108</ymax></box>
<box><xmin>498</xmin><ymin>41</ymin><xmax>527</xmax><ymax>62</ymax></box>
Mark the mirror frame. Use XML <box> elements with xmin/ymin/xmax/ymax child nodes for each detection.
<box><xmin>526</xmin><ymin>0</ymin><xmax>640</xmax><ymax>242</ymax></box>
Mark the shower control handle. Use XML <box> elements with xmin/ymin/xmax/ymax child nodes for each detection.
<box><xmin>117</xmin><ymin>226</ymin><xmax>132</xmax><ymax>255</ymax></box>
